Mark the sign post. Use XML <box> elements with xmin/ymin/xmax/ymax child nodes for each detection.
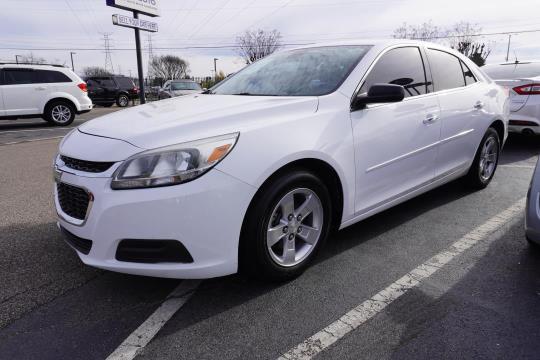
<box><xmin>133</xmin><ymin>11</ymin><xmax>145</xmax><ymax>104</ymax></box>
<box><xmin>107</xmin><ymin>0</ymin><xmax>160</xmax><ymax>105</ymax></box>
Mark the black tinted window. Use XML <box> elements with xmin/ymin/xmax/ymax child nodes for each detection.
<box><xmin>115</xmin><ymin>77</ymin><xmax>135</xmax><ymax>88</ymax></box>
<box><xmin>427</xmin><ymin>49</ymin><xmax>465</xmax><ymax>91</ymax></box>
<box><xmin>460</xmin><ymin>61</ymin><xmax>476</xmax><ymax>85</ymax></box>
<box><xmin>35</xmin><ymin>70</ymin><xmax>72</xmax><ymax>83</ymax></box>
<box><xmin>360</xmin><ymin>47</ymin><xmax>429</xmax><ymax>98</ymax></box>
<box><xmin>96</xmin><ymin>78</ymin><xmax>116</xmax><ymax>87</ymax></box>
<box><xmin>4</xmin><ymin>69</ymin><xmax>39</xmax><ymax>85</ymax></box>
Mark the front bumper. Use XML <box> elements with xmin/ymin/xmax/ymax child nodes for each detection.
<box><xmin>54</xmin><ymin>167</ymin><xmax>257</xmax><ymax>279</ymax></box>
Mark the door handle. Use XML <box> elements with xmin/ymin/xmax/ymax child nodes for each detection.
<box><xmin>35</xmin><ymin>86</ymin><xmax>46</xmax><ymax>91</ymax></box>
<box><xmin>423</xmin><ymin>114</ymin><xmax>439</xmax><ymax>125</ymax></box>
<box><xmin>474</xmin><ymin>101</ymin><xmax>484</xmax><ymax>110</ymax></box>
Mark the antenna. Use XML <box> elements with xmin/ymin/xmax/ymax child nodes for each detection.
<box><xmin>101</xmin><ymin>32</ymin><xmax>114</xmax><ymax>74</ymax></box>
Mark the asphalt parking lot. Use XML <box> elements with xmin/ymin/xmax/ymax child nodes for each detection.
<box><xmin>0</xmin><ymin>109</ymin><xmax>539</xmax><ymax>360</ymax></box>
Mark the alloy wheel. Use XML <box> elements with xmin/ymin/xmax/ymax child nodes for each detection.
<box><xmin>479</xmin><ymin>137</ymin><xmax>498</xmax><ymax>181</ymax></box>
<box><xmin>266</xmin><ymin>188</ymin><xmax>324</xmax><ymax>267</ymax></box>
<box><xmin>51</xmin><ymin>105</ymin><xmax>72</xmax><ymax>123</ymax></box>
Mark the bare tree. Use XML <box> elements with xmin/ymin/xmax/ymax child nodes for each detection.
<box><xmin>149</xmin><ymin>55</ymin><xmax>190</xmax><ymax>81</ymax></box>
<box><xmin>235</xmin><ymin>29</ymin><xmax>282</xmax><ymax>64</ymax></box>
<box><xmin>393</xmin><ymin>20</ymin><xmax>446</xmax><ymax>42</ymax></box>
<box><xmin>19</xmin><ymin>53</ymin><xmax>47</xmax><ymax>64</ymax></box>
<box><xmin>448</xmin><ymin>22</ymin><xmax>492</xmax><ymax>66</ymax></box>
<box><xmin>393</xmin><ymin>20</ymin><xmax>492</xmax><ymax>66</ymax></box>
<box><xmin>456</xmin><ymin>42</ymin><xmax>491</xmax><ymax>67</ymax></box>
<box><xmin>82</xmin><ymin>66</ymin><xmax>112</xmax><ymax>77</ymax></box>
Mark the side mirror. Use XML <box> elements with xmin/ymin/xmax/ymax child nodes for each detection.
<box><xmin>351</xmin><ymin>84</ymin><xmax>405</xmax><ymax>111</ymax></box>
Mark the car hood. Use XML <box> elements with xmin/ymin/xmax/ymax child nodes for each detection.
<box><xmin>79</xmin><ymin>94</ymin><xmax>319</xmax><ymax>149</ymax></box>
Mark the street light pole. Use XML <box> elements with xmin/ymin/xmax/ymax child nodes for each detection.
<box><xmin>70</xmin><ymin>52</ymin><xmax>76</xmax><ymax>72</ymax></box>
<box><xmin>214</xmin><ymin>58</ymin><xmax>218</xmax><ymax>82</ymax></box>
<box><xmin>15</xmin><ymin>55</ymin><xmax>21</xmax><ymax>64</ymax></box>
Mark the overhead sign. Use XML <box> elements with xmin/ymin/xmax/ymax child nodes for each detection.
<box><xmin>106</xmin><ymin>0</ymin><xmax>160</xmax><ymax>17</ymax></box>
<box><xmin>112</xmin><ymin>14</ymin><xmax>158</xmax><ymax>32</ymax></box>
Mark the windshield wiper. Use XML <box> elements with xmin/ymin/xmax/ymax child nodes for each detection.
<box><xmin>202</xmin><ymin>89</ymin><xmax>214</xmax><ymax>94</ymax></box>
<box><xmin>231</xmin><ymin>92</ymin><xmax>256</xmax><ymax>96</ymax></box>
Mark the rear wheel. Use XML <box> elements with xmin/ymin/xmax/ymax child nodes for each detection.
<box><xmin>240</xmin><ymin>170</ymin><xmax>332</xmax><ymax>281</ymax></box>
<box><xmin>465</xmin><ymin>127</ymin><xmax>500</xmax><ymax>189</ymax></box>
<box><xmin>44</xmin><ymin>101</ymin><xmax>75</xmax><ymax>126</ymax></box>
<box><xmin>116</xmin><ymin>94</ymin><xmax>129</xmax><ymax>107</ymax></box>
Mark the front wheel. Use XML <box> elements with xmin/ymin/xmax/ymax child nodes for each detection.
<box><xmin>465</xmin><ymin>127</ymin><xmax>500</xmax><ymax>189</ymax></box>
<box><xmin>44</xmin><ymin>101</ymin><xmax>75</xmax><ymax>126</ymax></box>
<box><xmin>240</xmin><ymin>170</ymin><xmax>333</xmax><ymax>281</ymax></box>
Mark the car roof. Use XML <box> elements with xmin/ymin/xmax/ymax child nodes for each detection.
<box><xmin>0</xmin><ymin>63</ymin><xmax>68</xmax><ymax>70</ymax></box>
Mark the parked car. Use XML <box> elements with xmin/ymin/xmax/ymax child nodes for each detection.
<box><xmin>158</xmin><ymin>80</ymin><xmax>203</xmax><ymax>99</ymax></box>
<box><xmin>526</xmin><ymin>156</ymin><xmax>540</xmax><ymax>246</ymax></box>
<box><xmin>483</xmin><ymin>61</ymin><xmax>540</xmax><ymax>135</ymax></box>
<box><xmin>54</xmin><ymin>40</ymin><xmax>508</xmax><ymax>281</ymax></box>
<box><xmin>85</xmin><ymin>75</ymin><xmax>139</xmax><ymax>107</ymax></box>
<box><xmin>0</xmin><ymin>63</ymin><xmax>92</xmax><ymax>126</ymax></box>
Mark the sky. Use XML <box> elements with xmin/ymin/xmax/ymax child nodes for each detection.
<box><xmin>2</xmin><ymin>0</ymin><xmax>540</xmax><ymax>78</ymax></box>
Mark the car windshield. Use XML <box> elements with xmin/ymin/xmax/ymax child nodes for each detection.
<box><xmin>171</xmin><ymin>82</ymin><xmax>201</xmax><ymax>90</ymax></box>
<box><xmin>483</xmin><ymin>62</ymin><xmax>540</xmax><ymax>79</ymax></box>
<box><xmin>212</xmin><ymin>45</ymin><xmax>372</xmax><ymax>96</ymax></box>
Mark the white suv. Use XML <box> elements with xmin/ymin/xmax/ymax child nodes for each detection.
<box><xmin>0</xmin><ymin>64</ymin><xmax>93</xmax><ymax>126</ymax></box>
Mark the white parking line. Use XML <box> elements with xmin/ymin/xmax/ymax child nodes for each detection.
<box><xmin>0</xmin><ymin>127</ymin><xmax>74</xmax><ymax>134</ymax></box>
<box><xmin>278</xmin><ymin>198</ymin><xmax>525</xmax><ymax>360</ymax></box>
<box><xmin>500</xmin><ymin>164</ymin><xmax>535</xmax><ymax>169</ymax></box>
<box><xmin>0</xmin><ymin>136</ymin><xmax>65</xmax><ymax>146</ymax></box>
<box><xmin>106</xmin><ymin>280</ymin><xmax>201</xmax><ymax>360</ymax></box>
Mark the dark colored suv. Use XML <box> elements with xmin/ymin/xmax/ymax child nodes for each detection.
<box><xmin>85</xmin><ymin>76</ymin><xmax>139</xmax><ymax>107</ymax></box>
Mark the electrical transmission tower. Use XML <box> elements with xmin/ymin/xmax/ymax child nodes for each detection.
<box><xmin>101</xmin><ymin>33</ymin><xmax>114</xmax><ymax>74</ymax></box>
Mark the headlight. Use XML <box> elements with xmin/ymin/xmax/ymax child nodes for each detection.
<box><xmin>111</xmin><ymin>133</ymin><xmax>239</xmax><ymax>190</ymax></box>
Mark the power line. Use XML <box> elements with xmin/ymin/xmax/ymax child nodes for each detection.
<box><xmin>3</xmin><ymin>28</ymin><xmax>540</xmax><ymax>52</ymax></box>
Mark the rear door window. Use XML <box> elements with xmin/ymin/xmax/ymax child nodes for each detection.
<box><xmin>360</xmin><ymin>46</ymin><xmax>429</xmax><ymax>98</ymax></box>
<box><xmin>427</xmin><ymin>49</ymin><xmax>466</xmax><ymax>91</ymax></box>
<box><xmin>4</xmin><ymin>69</ymin><xmax>40</xmax><ymax>85</ymax></box>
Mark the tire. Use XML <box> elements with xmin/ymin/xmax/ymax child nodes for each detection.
<box><xmin>116</xmin><ymin>94</ymin><xmax>130</xmax><ymax>107</ymax></box>
<box><xmin>44</xmin><ymin>101</ymin><xmax>75</xmax><ymax>126</ymax></box>
<box><xmin>465</xmin><ymin>127</ymin><xmax>500</xmax><ymax>190</ymax></box>
<box><xmin>240</xmin><ymin>170</ymin><xmax>333</xmax><ymax>281</ymax></box>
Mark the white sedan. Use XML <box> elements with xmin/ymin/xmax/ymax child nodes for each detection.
<box><xmin>483</xmin><ymin>61</ymin><xmax>540</xmax><ymax>135</ymax></box>
<box><xmin>54</xmin><ymin>40</ymin><xmax>509</xmax><ymax>281</ymax></box>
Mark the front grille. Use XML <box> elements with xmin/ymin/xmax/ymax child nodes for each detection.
<box><xmin>57</xmin><ymin>182</ymin><xmax>91</xmax><ymax>221</ymax></box>
<box><xmin>60</xmin><ymin>226</ymin><xmax>93</xmax><ymax>255</ymax></box>
<box><xmin>116</xmin><ymin>239</ymin><xmax>194</xmax><ymax>264</ymax></box>
<box><xmin>60</xmin><ymin>155</ymin><xmax>115</xmax><ymax>173</ymax></box>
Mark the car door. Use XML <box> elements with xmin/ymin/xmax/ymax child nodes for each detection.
<box><xmin>425</xmin><ymin>49</ymin><xmax>491</xmax><ymax>178</ymax></box>
<box><xmin>3</xmin><ymin>68</ymin><xmax>46</xmax><ymax>116</ymax></box>
<box><xmin>350</xmin><ymin>46</ymin><xmax>441</xmax><ymax>214</ymax></box>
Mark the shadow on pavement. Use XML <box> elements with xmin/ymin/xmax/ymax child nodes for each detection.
<box><xmin>500</xmin><ymin>133</ymin><xmax>540</xmax><ymax>165</ymax></box>
<box><xmin>383</xmin><ymin>221</ymin><xmax>540</xmax><ymax>359</ymax></box>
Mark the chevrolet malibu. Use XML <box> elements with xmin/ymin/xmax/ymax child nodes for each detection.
<box><xmin>54</xmin><ymin>40</ymin><xmax>509</xmax><ymax>281</ymax></box>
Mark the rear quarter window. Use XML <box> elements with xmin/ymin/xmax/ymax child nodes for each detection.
<box><xmin>36</xmin><ymin>70</ymin><xmax>72</xmax><ymax>83</ymax></box>
<box><xmin>115</xmin><ymin>77</ymin><xmax>135</xmax><ymax>88</ymax></box>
